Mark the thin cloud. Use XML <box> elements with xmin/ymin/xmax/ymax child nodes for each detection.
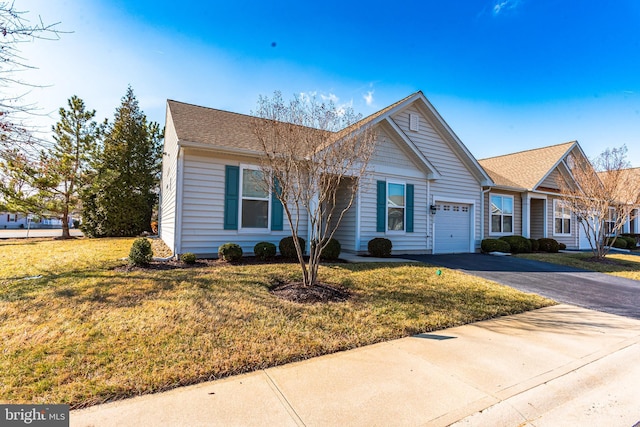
<box><xmin>320</xmin><ymin>93</ymin><xmax>339</xmax><ymax>103</ymax></box>
<box><xmin>363</xmin><ymin>90</ymin><xmax>374</xmax><ymax>106</ymax></box>
<box><xmin>492</xmin><ymin>0</ymin><xmax>522</xmax><ymax>16</ymax></box>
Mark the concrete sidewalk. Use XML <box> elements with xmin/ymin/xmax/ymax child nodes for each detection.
<box><xmin>71</xmin><ymin>305</ymin><xmax>640</xmax><ymax>426</ymax></box>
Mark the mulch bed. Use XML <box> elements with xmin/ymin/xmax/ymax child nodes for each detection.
<box><xmin>114</xmin><ymin>258</ymin><xmax>352</xmax><ymax>303</ymax></box>
<box><xmin>269</xmin><ymin>281</ymin><xmax>351</xmax><ymax>304</ymax></box>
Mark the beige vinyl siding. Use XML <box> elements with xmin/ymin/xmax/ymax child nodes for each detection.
<box><xmin>539</xmin><ymin>169</ymin><xmax>563</xmax><ymax>190</ymax></box>
<box><xmin>392</xmin><ymin>107</ymin><xmax>482</xmax><ymax>250</ymax></box>
<box><xmin>159</xmin><ymin>106</ymin><xmax>179</xmax><ymax>253</ymax></box>
<box><xmin>329</xmin><ymin>178</ymin><xmax>357</xmax><ymax>252</ymax></box>
<box><xmin>546</xmin><ymin>195</ymin><xmax>579</xmax><ymax>249</ymax></box>
<box><xmin>530</xmin><ymin>198</ymin><xmax>546</xmax><ymax>239</ymax></box>
<box><xmin>358</xmin><ymin>175</ymin><xmax>428</xmax><ymax>253</ymax></box>
<box><xmin>484</xmin><ymin>191</ymin><xmax>522</xmax><ymax>237</ymax></box>
<box><xmin>179</xmin><ymin>149</ymin><xmax>306</xmax><ymax>257</ymax></box>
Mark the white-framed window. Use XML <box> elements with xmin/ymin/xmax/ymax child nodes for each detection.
<box><xmin>553</xmin><ymin>200</ymin><xmax>571</xmax><ymax>235</ymax></box>
<box><xmin>490</xmin><ymin>194</ymin><xmax>513</xmax><ymax>235</ymax></box>
<box><xmin>239</xmin><ymin>165</ymin><xmax>270</xmax><ymax>230</ymax></box>
<box><xmin>604</xmin><ymin>207</ymin><xmax>616</xmax><ymax>236</ymax></box>
<box><xmin>387</xmin><ymin>181</ymin><xmax>405</xmax><ymax>232</ymax></box>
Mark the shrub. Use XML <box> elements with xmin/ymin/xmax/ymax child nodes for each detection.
<box><xmin>72</xmin><ymin>219</ymin><xmax>80</xmax><ymax>229</ymax></box>
<box><xmin>319</xmin><ymin>238</ymin><xmax>341</xmax><ymax>260</ymax></box>
<box><xmin>529</xmin><ymin>238</ymin><xmax>540</xmax><ymax>252</ymax></box>
<box><xmin>254</xmin><ymin>242</ymin><xmax>276</xmax><ymax>261</ymax></box>
<box><xmin>610</xmin><ymin>238</ymin><xmax>627</xmax><ymax>249</ymax></box>
<box><xmin>129</xmin><ymin>237</ymin><xmax>153</xmax><ymax>266</ymax></box>
<box><xmin>558</xmin><ymin>243</ymin><xmax>567</xmax><ymax>250</ymax></box>
<box><xmin>499</xmin><ymin>235</ymin><xmax>532</xmax><ymax>253</ymax></box>
<box><xmin>368</xmin><ymin>238</ymin><xmax>392</xmax><ymax>258</ymax></box>
<box><xmin>620</xmin><ymin>236</ymin><xmax>637</xmax><ymax>249</ymax></box>
<box><xmin>279</xmin><ymin>236</ymin><xmax>306</xmax><ymax>258</ymax></box>
<box><xmin>538</xmin><ymin>238</ymin><xmax>559</xmax><ymax>253</ymax></box>
<box><xmin>481</xmin><ymin>238</ymin><xmax>511</xmax><ymax>253</ymax></box>
<box><xmin>181</xmin><ymin>252</ymin><xmax>197</xmax><ymax>264</ymax></box>
<box><xmin>218</xmin><ymin>243</ymin><xmax>243</xmax><ymax>261</ymax></box>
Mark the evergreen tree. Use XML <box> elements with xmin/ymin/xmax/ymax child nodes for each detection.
<box><xmin>0</xmin><ymin>95</ymin><xmax>99</xmax><ymax>238</ymax></box>
<box><xmin>81</xmin><ymin>86</ymin><xmax>162</xmax><ymax>237</ymax></box>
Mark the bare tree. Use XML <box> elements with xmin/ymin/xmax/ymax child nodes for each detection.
<box><xmin>252</xmin><ymin>92</ymin><xmax>376</xmax><ymax>287</ymax></box>
<box><xmin>0</xmin><ymin>2</ymin><xmax>61</xmax><ymax>153</ymax></box>
<box><xmin>558</xmin><ymin>145</ymin><xmax>640</xmax><ymax>259</ymax></box>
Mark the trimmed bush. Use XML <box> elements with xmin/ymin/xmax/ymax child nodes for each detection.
<box><xmin>610</xmin><ymin>238</ymin><xmax>627</xmax><ymax>249</ymax></box>
<box><xmin>538</xmin><ymin>238</ymin><xmax>559</xmax><ymax>253</ymax></box>
<box><xmin>181</xmin><ymin>252</ymin><xmax>197</xmax><ymax>264</ymax></box>
<box><xmin>254</xmin><ymin>242</ymin><xmax>277</xmax><ymax>261</ymax></box>
<box><xmin>129</xmin><ymin>237</ymin><xmax>153</xmax><ymax>266</ymax></box>
<box><xmin>499</xmin><ymin>235</ymin><xmax>532</xmax><ymax>253</ymax></box>
<box><xmin>558</xmin><ymin>243</ymin><xmax>567</xmax><ymax>250</ymax></box>
<box><xmin>279</xmin><ymin>236</ymin><xmax>306</xmax><ymax>258</ymax></box>
<box><xmin>481</xmin><ymin>238</ymin><xmax>511</xmax><ymax>253</ymax></box>
<box><xmin>368</xmin><ymin>238</ymin><xmax>392</xmax><ymax>258</ymax></box>
<box><xmin>529</xmin><ymin>238</ymin><xmax>540</xmax><ymax>252</ymax></box>
<box><xmin>620</xmin><ymin>236</ymin><xmax>637</xmax><ymax>249</ymax></box>
<box><xmin>218</xmin><ymin>243</ymin><xmax>243</xmax><ymax>261</ymax></box>
<box><xmin>320</xmin><ymin>238</ymin><xmax>341</xmax><ymax>260</ymax></box>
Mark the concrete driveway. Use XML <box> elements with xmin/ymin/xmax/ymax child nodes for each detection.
<box><xmin>403</xmin><ymin>253</ymin><xmax>640</xmax><ymax>319</ymax></box>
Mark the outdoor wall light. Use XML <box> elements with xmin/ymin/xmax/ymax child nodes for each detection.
<box><xmin>429</xmin><ymin>205</ymin><xmax>437</xmax><ymax>215</ymax></box>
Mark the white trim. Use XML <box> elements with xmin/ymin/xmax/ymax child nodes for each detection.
<box><xmin>175</xmin><ymin>147</ymin><xmax>184</xmax><ymax>255</ymax></box>
<box><xmin>386</xmin><ymin>180</ymin><xmax>407</xmax><ymax>234</ymax></box>
<box><xmin>488</xmin><ymin>193</ymin><xmax>514</xmax><ymax>236</ymax></box>
<box><xmin>238</xmin><ymin>164</ymin><xmax>271</xmax><ymax>233</ymax></box>
<box><xmin>355</xmin><ymin>184</ymin><xmax>361</xmax><ymax>252</ymax></box>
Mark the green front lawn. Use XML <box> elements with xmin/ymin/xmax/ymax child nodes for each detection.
<box><xmin>0</xmin><ymin>238</ymin><xmax>553</xmax><ymax>408</ymax></box>
<box><xmin>517</xmin><ymin>252</ymin><xmax>640</xmax><ymax>281</ymax></box>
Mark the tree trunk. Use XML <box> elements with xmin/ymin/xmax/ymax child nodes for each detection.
<box><xmin>61</xmin><ymin>210</ymin><xmax>70</xmax><ymax>238</ymax></box>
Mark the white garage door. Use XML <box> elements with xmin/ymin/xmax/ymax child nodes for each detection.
<box><xmin>434</xmin><ymin>202</ymin><xmax>471</xmax><ymax>254</ymax></box>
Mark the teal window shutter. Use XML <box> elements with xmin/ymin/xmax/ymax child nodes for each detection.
<box><xmin>271</xmin><ymin>178</ymin><xmax>283</xmax><ymax>231</ymax></box>
<box><xmin>376</xmin><ymin>180</ymin><xmax>386</xmax><ymax>232</ymax></box>
<box><xmin>224</xmin><ymin>165</ymin><xmax>239</xmax><ymax>230</ymax></box>
<box><xmin>406</xmin><ymin>184</ymin><xmax>414</xmax><ymax>232</ymax></box>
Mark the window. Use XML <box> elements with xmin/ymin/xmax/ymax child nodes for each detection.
<box><xmin>490</xmin><ymin>195</ymin><xmax>513</xmax><ymax>234</ymax></box>
<box><xmin>604</xmin><ymin>207</ymin><xmax>616</xmax><ymax>236</ymax></box>
<box><xmin>553</xmin><ymin>200</ymin><xmax>571</xmax><ymax>235</ymax></box>
<box><xmin>387</xmin><ymin>182</ymin><xmax>405</xmax><ymax>231</ymax></box>
<box><xmin>240</xmin><ymin>167</ymin><xmax>269</xmax><ymax>229</ymax></box>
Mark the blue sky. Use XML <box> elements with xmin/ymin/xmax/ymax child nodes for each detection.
<box><xmin>13</xmin><ymin>0</ymin><xmax>640</xmax><ymax>165</ymax></box>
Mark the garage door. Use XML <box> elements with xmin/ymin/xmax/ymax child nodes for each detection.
<box><xmin>434</xmin><ymin>202</ymin><xmax>471</xmax><ymax>254</ymax></box>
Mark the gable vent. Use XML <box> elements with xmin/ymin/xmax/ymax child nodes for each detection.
<box><xmin>409</xmin><ymin>113</ymin><xmax>420</xmax><ymax>132</ymax></box>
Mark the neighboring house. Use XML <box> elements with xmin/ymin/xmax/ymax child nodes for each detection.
<box><xmin>597</xmin><ymin>167</ymin><xmax>640</xmax><ymax>238</ymax></box>
<box><xmin>159</xmin><ymin>91</ymin><xmax>493</xmax><ymax>257</ymax></box>
<box><xmin>0</xmin><ymin>212</ymin><xmax>28</xmax><ymax>229</ymax></box>
<box><xmin>478</xmin><ymin>141</ymin><xmax>592</xmax><ymax>249</ymax></box>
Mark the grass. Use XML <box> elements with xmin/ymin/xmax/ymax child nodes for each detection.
<box><xmin>517</xmin><ymin>251</ymin><xmax>640</xmax><ymax>281</ymax></box>
<box><xmin>0</xmin><ymin>238</ymin><xmax>553</xmax><ymax>408</ymax></box>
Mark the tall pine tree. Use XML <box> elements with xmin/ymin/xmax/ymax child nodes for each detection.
<box><xmin>81</xmin><ymin>86</ymin><xmax>162</xmax><ymax>237</ymax></box>
<box><xmin>0</xmin><ymin>95</ymin><xmax>99</xmax><ymax>238</ymax></box>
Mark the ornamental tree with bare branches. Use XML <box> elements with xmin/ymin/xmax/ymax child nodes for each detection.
<box><xmin>558</xmin><ymin>145</ymin><xmax>640</xmax><ymax>259</ymax></box>
<box><xmin>0</xmin><ymin>2</ymin><xmax>61</xmax><ymax>153</ymax></box>
<box><xmin>252</xmin><ymin>92</ymin><xmax>376</xmax><ymax>287</ymax></box>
